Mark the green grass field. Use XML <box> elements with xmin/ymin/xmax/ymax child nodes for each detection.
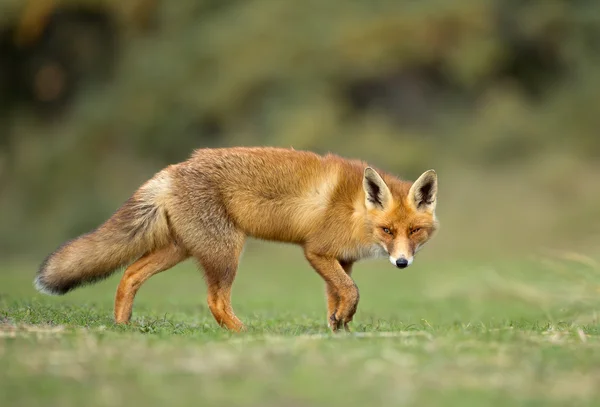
<box><xmin>2</xmin><ymin>243</ymin><xmax>600</xmax><ymax>407</ymax></box>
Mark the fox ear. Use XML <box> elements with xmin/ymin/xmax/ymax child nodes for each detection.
<box><xmin>363</xmin><ymin>167</ymin><xmax>392</xmax><ymax>211</ymax></box>
<box><xmin>408</xmin><ymin>169</ymin><xmax>438</xmax><ymax>212</ymax></box>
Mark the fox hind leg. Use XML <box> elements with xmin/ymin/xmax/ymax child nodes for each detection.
<box><xmin>194</xmin><ymin>231</ymin><xmax>246</xmax><ymax>333</ymax></box>
<box><xmin>114</xmin><ymin>242</ymin><xmax>189</xmax><ymax>324</ymax></box>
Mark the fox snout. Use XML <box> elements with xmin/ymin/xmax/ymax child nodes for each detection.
<box><xmin>389</xmin><ymin>255</ymin><xmax>413</xmax><ymax>269</ymax></box>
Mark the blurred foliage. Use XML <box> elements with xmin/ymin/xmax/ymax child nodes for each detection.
<box><xmin>1</xmin><ymin>0</ymin><xmax>600</xmax><ymax>256</ymax></box>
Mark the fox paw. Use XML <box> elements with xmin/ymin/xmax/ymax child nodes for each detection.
<box><xmin>329</xmin><ymin>313</ymin><xmax>343</xmax><ymax>332</ymax></box>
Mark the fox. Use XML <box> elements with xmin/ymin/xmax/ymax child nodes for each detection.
<box><xmin>35</xmin><ymin>147</ymin><xmax>439</xmax><ymax>332</ymax></box>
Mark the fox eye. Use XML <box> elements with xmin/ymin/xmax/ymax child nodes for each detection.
<box><xmin>410</xmin><ymin>227</ymin><xmax>421</xmax><ymax>235</ymax></box>
<box><xmin>382</xmin><ymin>227</ymin><xmax>393</xmax><ymax>235</ymax></box>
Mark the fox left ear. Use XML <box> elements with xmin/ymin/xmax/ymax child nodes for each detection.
<box><xmin>408</xmin><ymin>169</ymin><xmax>438</xmax><ymax>212</ymax></box>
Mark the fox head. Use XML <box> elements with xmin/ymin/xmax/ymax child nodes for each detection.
<box><xmin>363</xmin><ymin>168</ymin><xmax>439</xmax><ymax>269</ymax></box>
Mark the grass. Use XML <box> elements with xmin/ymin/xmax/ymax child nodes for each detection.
<box><xmin>2</xmin><ymin>242</ymin><xmax>600</xmax><ymax>407</ymax></box>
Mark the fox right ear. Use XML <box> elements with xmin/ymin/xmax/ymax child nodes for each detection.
<box><xmin>363</xmin><ymin>167</ymin><xmax>392</xmax><ymax>211</ymax></box>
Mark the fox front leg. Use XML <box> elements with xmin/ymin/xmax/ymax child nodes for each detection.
<box><xmin>325</xmin><ymin>260</ymin><xmax>355</xmax><ymax>331</ymax></box>
<box><xmin>305</xmin><ymin>251</ymin><xmax>359</xmax><ymax>332</ymax></box>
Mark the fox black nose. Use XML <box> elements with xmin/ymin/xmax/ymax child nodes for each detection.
<box><xmin>396</xmin><ymin>258</ymin><xmax>409</xmax><ymax>269</ymax></box>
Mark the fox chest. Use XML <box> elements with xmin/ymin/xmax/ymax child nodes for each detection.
<box><xmin>338</xmin><ymin>243</ymin><xmax>388</xmax><ymax>263</ymax></box>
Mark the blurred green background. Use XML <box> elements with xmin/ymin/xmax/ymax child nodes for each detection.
<box><xmin>1</xmin><ymin>0</ymin><xmax>599</xmax><ymax>263</ymax></box>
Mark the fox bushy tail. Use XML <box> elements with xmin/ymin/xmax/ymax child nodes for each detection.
<box><xmin>35</xmin><ymin>172</ymin><xmax>173</xmax><ymax>295</ymax></box>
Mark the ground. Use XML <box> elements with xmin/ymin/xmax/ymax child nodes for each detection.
<box><xmin>2</xmin><ymin>243</ymin><xmax>600</xmax><ymax>407</ymax></box>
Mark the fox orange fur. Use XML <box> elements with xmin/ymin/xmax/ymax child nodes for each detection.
<box><xmin>35</xmin><ymin>147</ymin><xmax>439</xmax><ymax>332</ymax></box>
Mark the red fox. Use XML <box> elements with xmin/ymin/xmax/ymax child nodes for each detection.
<box><xmin>35</xmin><ymin>147</ymin><xmax>439</xmax><ymax>332</ymax></box>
